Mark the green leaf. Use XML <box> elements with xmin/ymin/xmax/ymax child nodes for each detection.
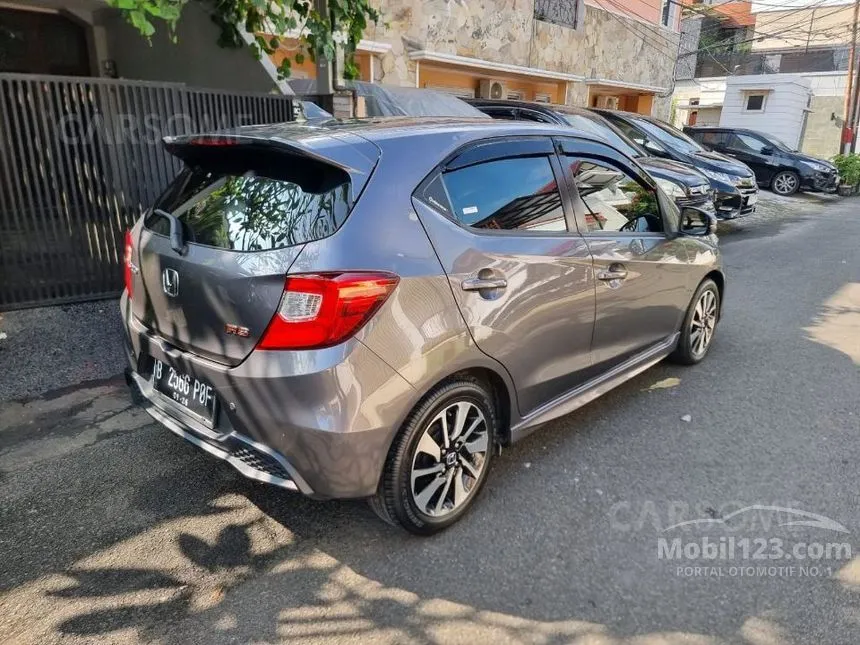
<box><xmin>109</xmin><ymin>0</ymin><xmax>383</xmax><ymax>78</ymax></box>
<box><xmin>130</xmin><ymin>10</ymin><xmax>155</xmax><ymax>37</ymax></box>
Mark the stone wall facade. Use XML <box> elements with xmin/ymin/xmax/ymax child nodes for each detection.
<box><xmin>365</xmin><ymin>0</ymin><xmax>680</xmax><ymax>116</ymax></box>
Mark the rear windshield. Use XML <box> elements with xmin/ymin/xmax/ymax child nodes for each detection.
<box><xmin>146</xmin><ymin>149</ymin><xmax>351</xmax><ymax>252</ymax></box>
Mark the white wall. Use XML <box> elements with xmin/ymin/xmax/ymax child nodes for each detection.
<box><xmin>805</xmin><ymin>71</ymin><xmax>848</xmax><ymax>98</ymax></box>
<box><xmin>719</xmin><ymin>75</ymin><xmax>812</xmax><ymax>149</ymax></box>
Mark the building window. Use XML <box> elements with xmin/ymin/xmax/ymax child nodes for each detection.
<box><xmin>745</xmin><ymin>93</ymin><xmax>766</xmax><ymax>112</ymax></box>
<box><xmin>534</xmin><ymin>0</ymin><xmax>582</xmax><ymax>30</ymax></box>
<box><xmin>661</xmin><ymin>0</ymin><xmax>680</xmax><ymax>28</ymax></box>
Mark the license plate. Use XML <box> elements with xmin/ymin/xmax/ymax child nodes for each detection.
<box><xmin>745</xmin><ymin>194</ymin><xmax>758</xmax><ymax>206</ymax></box>
<box><xmin>152</xmin><ymin>359</ymin><xmax>217</xmax><ymax>422</ymax></box>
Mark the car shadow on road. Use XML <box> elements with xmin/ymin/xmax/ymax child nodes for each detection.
<box><xmin>3</xmin><ymin>289</ymin><xmax>860</xmax><ymax>643</ymax></box>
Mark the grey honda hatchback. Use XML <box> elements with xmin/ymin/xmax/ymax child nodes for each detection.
<box><xmin>122</xmin><ymin>117</ymin><xmax>723</xmax><ymax>534</ymax></box>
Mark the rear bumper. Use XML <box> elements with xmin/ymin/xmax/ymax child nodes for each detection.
<box><xmin>120</xmin><ymin>294</ymin><xmax>414</xmax><ymax>500</ymax></box>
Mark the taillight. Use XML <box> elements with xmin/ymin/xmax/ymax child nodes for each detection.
<box><xmin>258</xmin><ymin>272</ymin><xmax>399</xmax><ymax>350</ymax></box>
<box><xmin>123</xmin><ymin>229</ymin><xmax>134</xmax><ymax>299</ymax></box>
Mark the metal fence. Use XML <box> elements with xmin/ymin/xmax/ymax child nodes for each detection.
<box><xmin>0</xmin><ymin>73</ymin><xmax>294</xmax><ymax>310</ymax></box>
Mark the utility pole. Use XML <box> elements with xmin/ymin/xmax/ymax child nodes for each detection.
<box><xmin>844</xmin><ymin>0</ymin><xmax>860</xmax><ymax>154</ymax></box>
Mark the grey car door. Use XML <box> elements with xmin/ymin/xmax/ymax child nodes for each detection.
<box><xmin>557</xmin><ymin>137</ymin><xmax>691</xmax><ymax>370</ymax></box>
<box><xmin>412</xmin><ymin>137</ymin><xmax>595</xmax><ymax>416</ymax></box>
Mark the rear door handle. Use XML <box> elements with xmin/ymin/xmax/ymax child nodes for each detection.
<box><xmin>461</xmin><ymin>277</ymin><xmax>508</xmax><ymax>291</ymax></box>
<box><xmin>597</xmin><ymin>264</ymin><xmax>628</xmax><ymax>281</ymax></box>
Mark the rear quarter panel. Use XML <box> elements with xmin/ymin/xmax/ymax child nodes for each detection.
<box><xmin>287</xmin><ymin>131</ymin><xmax>521</xmax><ymax>427</ymax></box>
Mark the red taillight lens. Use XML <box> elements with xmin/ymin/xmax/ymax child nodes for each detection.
<box><xmin>258</xmin><ymin>272</ymin><xmax>399</xmax><ymax>350</ymax></box>
<box><xmin>123</xmin><ymin>229</ymin><xmax>134</xmax><ymax>299</ymax></box>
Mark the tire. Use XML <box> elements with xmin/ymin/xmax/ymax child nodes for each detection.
<box><xmin>371</xmin><ymin>376</ymin><xmax>497</xmax><ymax>535</ymax></box>
<box><xmin>771</xmin><ymin>170</ymin><xmax>800</xmax><ymax>196</ymax></box>
<box><xmin>669</xmin><ymin>278</ymin><xmax>720</xmax><ymax>366</ymax></box>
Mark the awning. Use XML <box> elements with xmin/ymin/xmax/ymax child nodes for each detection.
<box><xmin>585</xmin><ymin>78</ymin><xmax>669</xmax><ymax>94</ymax></box>
<box><xmin>407</xmin><ymin>50</ymin><xmax>585</xmax><ymax>83</ymax></box>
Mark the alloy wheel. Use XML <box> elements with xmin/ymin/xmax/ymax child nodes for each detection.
<box><xmin>773</xmin><ymin>172</ymin><xmax>798</xmax><ymax>195</ymax></box>
<box><xmin>690</xmin><ymin>289</ymin><xmax>718</xmax><ymax>358</ymax></box>
<box><xmin>410</xmin><ymin>401</ymin><xmax>489</xmax><ymax>518</ymax></box>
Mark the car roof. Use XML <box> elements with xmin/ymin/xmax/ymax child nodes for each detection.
<box><xmin>468</xmin><ymin>98</ymin><xmax>555</xmax><ymax>112</ymax></box>
<box><xmin>468</xmin><ymin>98</ymin><xmax>591</xmax><ymax>116</ymax></box>
<box><xmin>593</xmin><ymin>108</ymin><xmax>652</xmax><ymax>122</ymax></box>
<box><xmin>189</xmin><ymin>115</ymin><xmax>608</xmax><ymax>148</ymax></box>
<box><xmin>686</xmin><ymin>125</ymin><xmax>755</xmax><ymax>134</ymax></box>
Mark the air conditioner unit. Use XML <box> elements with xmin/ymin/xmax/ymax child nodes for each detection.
<box><xmin>596</xmin><ymin>95</ymin><xmax>620</xmax><ymax>110</ymax></box>
<box><xmin>479</xmin><ymin>79</ymin><xmax>507</xmax><ymax>100</ymax></box>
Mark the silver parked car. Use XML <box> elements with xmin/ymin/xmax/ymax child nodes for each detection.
<box><xmin>122</xmin><ymin>118</ymin><xmax>724</xmax><ymax>534</ymax></box>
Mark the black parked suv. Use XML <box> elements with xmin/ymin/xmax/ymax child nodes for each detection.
<box><xmin>684</xmin><ymin>126</ymin><xmax>839</xmax><ymax>196</ymax></box>
<box><xmin>469</xmin><ymin>99</ymin><xmax>715</xmax><ymax>214</ymax></box>
<box><xmin>594</xmin><ymin>109</ymin><xmax>759</xmax><ymax>219</ymax></box>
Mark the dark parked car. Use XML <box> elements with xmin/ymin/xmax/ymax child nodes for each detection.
<box><xmin>469</xmin><ymin>99</ymin><xmax>715</xmax><ymax>214</ymax></box>
<box><xmin>123</xmin><ymin>118</ymin><xmax>723</xmax><ymax>534</ymax></box>
<box><xmin>684</xmin><ymin>126</ymin><xmax>839</xmax><ymax>196</ymax></box>
<box><xmin>594</xmin><ymin>109</ymin><xmax>759</xmax><ymax>219</ymax></box>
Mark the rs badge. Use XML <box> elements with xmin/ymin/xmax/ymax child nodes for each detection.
<box><xmin>225</xmin><ymin>324</ymin><xmax>250</xmax><ymax>337</ymax></box>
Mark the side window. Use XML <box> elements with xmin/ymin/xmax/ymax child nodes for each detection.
<box><xmin>441</xmin><ymin>156</ymin><xmax>566</xmax><ymax>232</ymax></box>
<box><xmin>730</xmin><ymin>133</ymin><xmax>767</xmax><ymax>153</ymax></box>
<box><xmin>612</xmin><ymin>120</ymin><xmax>648</xmax><ymax>147</ymax></box>
<box><xmin>700</xmin><ymin>131</ymin><xmax>727</xmax><ymax>148</ymax></box>
<box><xmin>565</xmin><ymin>157</ymin><xmax>664</xmax><ymax>234</ymax></box>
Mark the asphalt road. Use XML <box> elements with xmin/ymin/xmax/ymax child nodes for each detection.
<box><xmin>1</xmin><ymin>196</ymin><xmax>859</xmax><ymax>645</ymax></box>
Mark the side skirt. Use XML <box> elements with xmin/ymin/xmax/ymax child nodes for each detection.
<box><xmin>509</xmin><ymin>333</ymin><xmax>680</xmax><ymax>442</ymax></box>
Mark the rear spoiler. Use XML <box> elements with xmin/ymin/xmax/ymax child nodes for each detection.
<box><xmin>163</xmin><ymin>129</ymin><xmax>380</xmax><ymax>196</ymax></box>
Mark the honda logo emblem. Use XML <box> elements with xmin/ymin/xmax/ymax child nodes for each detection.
<box><xmin>162</xmin><ymin>268</ymin><xmax>179</xmax><ymax>297</ymax></box>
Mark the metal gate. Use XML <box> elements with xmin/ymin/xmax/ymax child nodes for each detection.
<box><xmin>0</xmin><ymin>73</ymin><xmax>294</xmax><ymax>310</ymax></box>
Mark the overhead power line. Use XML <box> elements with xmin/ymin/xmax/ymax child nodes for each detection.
<box><xmin>678</xmin><ymin>2</ymin><xmax>851</xmax><ymax>58</ymax></box>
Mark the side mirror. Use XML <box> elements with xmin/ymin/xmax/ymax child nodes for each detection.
<box><xmin>643</xmin><ymin>139</ymin><xmax>667</xmax><ymax>157</ymax></box>
<box><xmin>680</xmin><ymin>206</ymin><xmax>718</xmax><ymax>237</ymax></box>
<box><xmin>760</xmin><ymin>146</ymin><xmax>774</xmax><ymax>156</ymax></box>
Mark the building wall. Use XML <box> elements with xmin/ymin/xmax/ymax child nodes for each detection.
<box><xmin>532</xmin><ymin>6</ymin><xmax>678</xmax><ymax>94</ymax></box>
<box><xmin>800</xmin><ymin>73</ymin><xmax>847</xmax><ymax>158</ymax></box>
<box><xmin>719</xmin><ymin>75</ymin><xmax>811</xmax><ymax>149</ymax></box>
<box><xmin>96</xmin><ymin>3</ymin><xmax>279</xmax><ymax>93</ymax></box>
<box><xmin>752</xmin><ymin>6</ymin><xmax>855</xmax><ymax>51</ymax></box>
<box><xmin>674</xmin><ymin>73</ymin><xmax>846</xmax><ymax>157</ymax></box>
<box><xmin>364</xmin><ymin>0</ymin><xmax>680</xmax><ymax>115</ymax></box>
<box><xmin>803</xmin><ymin>95</ymin><xmax>843</xmax><ymax>158</ymax></box>
<box><xmin>694</xmin><ymin>106</ymin><xmax>722</xmax><ymax>126</ymax></box>
<box><xmin>676</xmin><ymin>15</ymin><xmax>703</xmax><ymax>81</ymax></box>
<box><xmin>588</xmin><ymin>0</ymin><xmax>679</xmax><ymax>29</ymax></box>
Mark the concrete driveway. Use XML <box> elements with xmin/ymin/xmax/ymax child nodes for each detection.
<box><xmin>1</xmin><ymin>193</ymin><xmax>858</xmax><ymax>645</ymax></box>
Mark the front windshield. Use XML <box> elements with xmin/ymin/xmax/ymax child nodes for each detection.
<box><xmin>758</xmin><ymin>132</ymin><xmax>793</xmax><ymax>152</ymax></box>
<box><xmin>634</xmin><ymin>118</ymin><xmax>706</xmax><ymax>155</ymax></box>
<box><xmin>561</xmin><ymin>112</ymin><xmax>644</xmax><ymax>159</ymax></box>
